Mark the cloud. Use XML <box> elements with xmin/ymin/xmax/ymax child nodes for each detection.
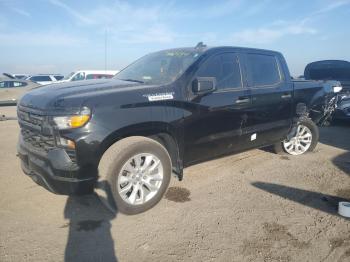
<box><xmin>47</xmin><ymin>0</ymin><xmax>173</xmax><ymax>44</ymax></box>
<box><xmin>312</xmin><ymin>0</ymin><xmax>350</xmax><ymax>16</ymax></box>
<box><xmin>85</xmin><ymin>1</ymin><xmax>176</xmax><ymax>44</ymax></box>
<box><xmin>44</xmin><ymin>0</ymin><xmax>350</xmax><ymax>47</ymax></box>
<box><xmin>230</xmin><ymin>0</ymin><xmax>350</xmax><ymax>45</ymax></box>
<box><xmin>300</xmin><ymin>0</ymin><xmax>350</xmax><ymax>24</ymax></box>
<box><xmin>46</xmin><ymin>0</ymin><xmax>243</xmax><ymax>44</ymax></box>
<box><xmin>244</xmin><ymin>0</ymin><xmax>271</xmax><ymax>16</ymax></box>
<box><xmin>48</xmin><ymin>0</ymin><xmax>94</xmax><ymax>25</ymax></box>
<box><xmin>165</xmin><ymin>0</ymin><xmax>242</xmax><ymax>19</ymax></box>
<box><xmin>0</xmin><ymin>16</ymin><xmax>6</xmax><ymax>29</ymax></box>
<box><xmin>201</xmin><ymin>0</ymin><xmax>242</xmax><ymax>18</ymax></box>
<box><xmin>231</xmin><ymin>22</ymin><xmax>317</xmax><ymax>44</ymax></box>
<box><xmin>113</xmin><ymin>24</ymin><xmax>175</xmax><ymax>44</ymax></box>
<box><xmin>7</xmin><ymin>64</ymin><xmax>59</xmax><ymax>74</ymax></box>
<box><xmin>87</xmin><ymin>2</ymin><xmax>161</xmax><ymax>28</ymax></box>
<box><xmin>0</xmin><ymin>30</ymin><xmax>86</xmax><ymax>47</ymax></box>
<box><xmin>11</xmin><ymin>7</ymin><xmax>31</xmax><ymax>18</ymax></box>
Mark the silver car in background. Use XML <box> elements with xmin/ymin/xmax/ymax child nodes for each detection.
<box><xmin>0</xmin><ymin>74</ymin><xmax>40</xmax><ymax>106</ymax></box>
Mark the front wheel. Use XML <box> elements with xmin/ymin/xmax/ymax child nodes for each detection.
<box><xmin>97</xmin><ymin>136</ymin><xmax>172</xmax><ymax>215</ymax></box>
<box><xmin>274</xmin><ymin>118</ymin><xmax>319</xmax><ymax>155</ymax></box>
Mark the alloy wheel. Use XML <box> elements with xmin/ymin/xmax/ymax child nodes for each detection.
<box><xmin>282</xmin><ymin>124</ymin><xmax>313</xmax><ymax>155</ymax></box>
<box><xmin>117</xmin><ymin>153</ymin><xmax>164</xmax><ymax>205</ymax></box>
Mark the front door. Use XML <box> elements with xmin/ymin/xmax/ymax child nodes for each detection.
<box><xmin>184</xmin><ymin>52</ymin><xmax>251</xmax><ymax>166</ymax></box>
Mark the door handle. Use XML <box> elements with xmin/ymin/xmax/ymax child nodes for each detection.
<box><xmin>281</xmin><ymin>94</ymin><xmax>292</xmax><ymax>99</ymax></box>
<box><xmin>235</xmin><ymin>97</ymin><xmax>250</xmax><ymax>104</ymax></box>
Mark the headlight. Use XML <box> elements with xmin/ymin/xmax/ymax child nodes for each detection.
<box><xmin>53</xmin><ymin>107</ymin><xmax>91</xmax><ymax>129</ymax></box>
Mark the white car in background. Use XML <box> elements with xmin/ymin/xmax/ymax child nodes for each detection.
<box><xmin>59</xmin><ymin>70</ymin><xmax>119</xmax><ymax>83</ymax></box>
<box><xmin>26</xmin><ymin>74</ymin><xmax>64</xmax><ymax>85</ymax></box>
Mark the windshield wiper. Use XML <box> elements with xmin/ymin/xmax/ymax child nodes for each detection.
<box><xmin>119</xmin><ymin>78</ymin><xmax>144</xmax><ymax>84</ymax></box>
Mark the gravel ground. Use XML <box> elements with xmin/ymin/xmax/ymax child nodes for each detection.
<box><xmin>0</xmin><ymin>107</ymin><xmax>349</xmax><ymax>262</ymax></box>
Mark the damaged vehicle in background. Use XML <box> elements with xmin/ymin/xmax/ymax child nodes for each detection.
<box><xmin>17</xmin><ymin>44</ymin><xmax>342</xmax><ymax>215</ymax></box>
<box><xmin>305</xmin><ymin>60</ymin><xmax>350</xmax><ymax>121</ymax></box>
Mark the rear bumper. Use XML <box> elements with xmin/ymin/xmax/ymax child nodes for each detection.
<box><xmin>17</xmin><ymin>135</ymin><xmax>95</xmax><ymax>195</ymax></box>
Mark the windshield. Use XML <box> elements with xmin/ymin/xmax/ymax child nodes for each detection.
<box><xmin>115</xmin><ymin>50</ymin><xmax>203</xmax><ymax>85</ymax></box>
<box><xmin>63</xmin><ymin>72</ymin><xmax>75</xmax><ymax>80</ymax></box>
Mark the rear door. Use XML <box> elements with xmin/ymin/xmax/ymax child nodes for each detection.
<box><xmin>242</xmin><ymin>52</ymin><xmax>293</xmax><ymax>147</ymax></box>
<box><xmin>184</xmin><ymin>52</ymin><xmax>251</xmax><ymax>165</ymax></box>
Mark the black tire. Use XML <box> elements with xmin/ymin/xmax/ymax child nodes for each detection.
<box><xmin>273</xmin><ymin>118</ymin><xmax>319</xmax><ymax>155</ymax></box>
<box><xmin>97</xmin><ymin>136</ymin><xmax>172</xmax><ymax>215</ymax></box>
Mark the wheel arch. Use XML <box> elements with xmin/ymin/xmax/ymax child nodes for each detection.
<box><xmin>295</xmin><ymin>102</ymin><xmax>323</xmax><ymax>124</ymax></box>
<box><xmin>98</xmin><ymin>122</ymin><xmax>183</xmax><ymax>180</ymax></box>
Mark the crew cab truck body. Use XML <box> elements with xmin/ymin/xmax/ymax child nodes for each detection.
<box><xmin>17</xmin><ymin>46</ymin><xmax>340</xmax><ymax>214</ymax></box>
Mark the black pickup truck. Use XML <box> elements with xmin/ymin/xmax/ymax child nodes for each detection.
<box><xmin>17</xmin><ymin>45</ymin><xmax>341</xmax><ymax>214</ymax></box>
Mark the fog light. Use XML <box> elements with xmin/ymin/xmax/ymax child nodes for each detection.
<box><xmin>58</xmin><ymin>137</ymin><xmax>76</xmax><ymax>149</ymax></box>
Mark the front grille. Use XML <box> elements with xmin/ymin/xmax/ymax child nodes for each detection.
<box><xmin>21</xmin><ymin>129</ymin><xmax>55</xmax><ymax>152</ymax></box>
<box><xmin>18</xmin><ymin>107</ymin><xmax>77</xmax><ymax>163</ymax></box>
<box><xmin>18</xmin><ymin>108</ymin><xmax>55</xmax><ymax>153</ymax></box>
<box><xmin>18</xmin><ymin>109</ymin><xmax>45</xmax><ymax>131</ymax></box>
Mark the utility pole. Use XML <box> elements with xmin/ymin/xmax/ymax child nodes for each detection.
<box><xmin>104</xmin><ymin>28</ymin><xmax>107</xmax><ymax>72</ymax></box>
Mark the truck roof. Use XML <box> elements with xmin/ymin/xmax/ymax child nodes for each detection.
<box><xmin>156</xmin><ymin>46</ymin><xmax>283</xmax><ymax>57</ymax></box>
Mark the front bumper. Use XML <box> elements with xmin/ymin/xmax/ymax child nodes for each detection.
<box><xmin>17</xmin><ymin>135</ymin><xmax>95</xmax><ymax>195</ymax></box>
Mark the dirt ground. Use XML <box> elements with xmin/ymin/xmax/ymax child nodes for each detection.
<box><xmin>0</xmin><ymin>106</ymin><xmax>349</xmax><ymax>262</ymax></box>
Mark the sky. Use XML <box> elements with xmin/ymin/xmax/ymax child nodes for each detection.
<box><xmin>0</xmin><ymin>0</ymin><xmax>349</xmax><ymax>77</ymax></box>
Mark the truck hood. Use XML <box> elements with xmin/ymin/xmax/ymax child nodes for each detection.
<box><xmin>19</xmin><ymin>79</ymin><xmax>145</xmax><ymax>113</ymax></box>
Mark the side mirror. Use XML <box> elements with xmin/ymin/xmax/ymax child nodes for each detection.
<box><xmin>192</xmin><ymin>77</ymin><xmax>216</xmax><ymax>94</ymax></box>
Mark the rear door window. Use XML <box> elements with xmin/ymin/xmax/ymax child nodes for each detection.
<box><xmin>246</xmin><ymin>54</ymin><xmax>281</xmax><ymax>87</ymax></box>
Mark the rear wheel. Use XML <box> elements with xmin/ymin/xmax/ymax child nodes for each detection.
<box><xmin>274</xmin><ymin>118</ymin><xmax>319</xmax><ymax>155</ymax></box>
<box><xmin>97</xmin><ymin>136</ymin><xmax>172</xmax><ymax>215</ymax></box>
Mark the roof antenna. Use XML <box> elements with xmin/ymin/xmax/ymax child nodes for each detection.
<box><xmin>195</xmin><ymin>42</ymin><xmax>206</xmax><ymax>49</ymax></box>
